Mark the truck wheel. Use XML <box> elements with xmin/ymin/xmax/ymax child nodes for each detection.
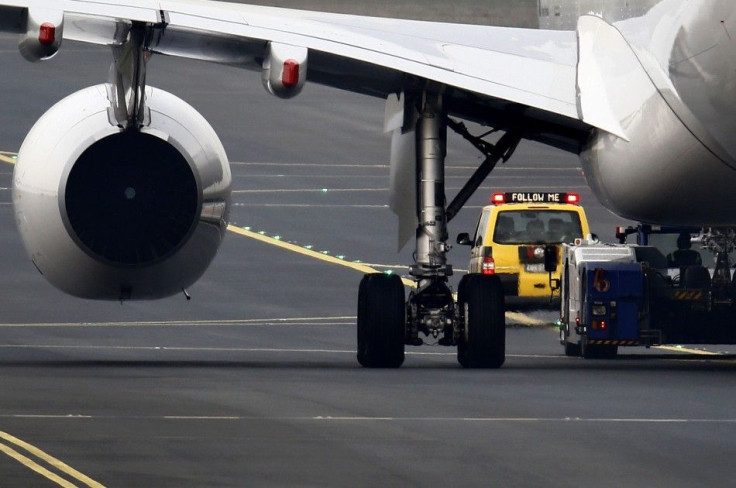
<box><xmin>582</xmin><ymin>339</ymin><xmax>618</xmax><ymax>359</ymax></box>
<box><xmin>357</xmin><ymin>273</ymin><xmax>405</xmax><ymax>368</ymax></box>
<box><xmin>457</xmin><ymin>274</ymin><xmax>505</xmax><ymax>368</ymax></box>
<box><xmin>564</xmin><ymin>341</ymin><xmax>581</xmax><ymax>357</ymax></box>
<box><xmin>561</xmin><ymin>323</ymin><xmax>581</xmax><ymax>356</ymax></box>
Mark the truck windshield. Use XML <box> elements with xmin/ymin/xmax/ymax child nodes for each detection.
<box><xmin>493</xmin><ymin>210</ymin><xmax>583</xmax><ymax>244</ymax></box>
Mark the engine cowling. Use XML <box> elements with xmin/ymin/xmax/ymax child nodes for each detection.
<box><xmin>13</xmin><ymin>84</ymin><xmax>232</xmax><ymax>300</ymax></box>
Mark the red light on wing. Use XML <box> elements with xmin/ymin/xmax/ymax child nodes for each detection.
<box><xmin>38</xmin><ymin>22</ymin><xmax>56</xmax><ymax>46</ymax></box>
<box><xmin>282</xmin><ymin>59</ymin><xmax>300</xmax><ymax>88</ymax></box>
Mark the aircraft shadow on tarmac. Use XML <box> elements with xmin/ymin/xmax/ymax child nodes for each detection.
<box><xmin>0</xmin><ymin>354</ymin><xmax>734</xmax><ymax>372</ymax></box>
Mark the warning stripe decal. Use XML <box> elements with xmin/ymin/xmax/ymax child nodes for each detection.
<box><xmin>673</xmin><ymin>290</ymin><xmax>703</xmax><ymax>300</ymax></box>
<box><xmin>587</xmin><ymin>340</ymin><xmax>639</xmax><ymax>346</ymax></box>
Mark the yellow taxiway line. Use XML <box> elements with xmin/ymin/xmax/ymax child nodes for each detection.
<box><xmin>227</xmin><ymin>225</ymin><xmax>548</xmax><ymax>327</ymax></box>
<box><xmin>0</xmin><ymin>431</ymin><xmax>105</xmax><ymax>487</ymax></box>
<box><xmin>0</xmin><ymin>153</ymin><xmax>601</xmax><ymax>329</ymax></box>
<box><xmin>654</xmin><ymin>345</ymin><xmax>720</xmax><ymax>356</ymax></box>
<box><xmin>0</xmin><ymin>152</ymin><xmax>16</xmax><ymax>164</ymax></box>
<box><xmin>227</xmin><ymin>224</ymin><xmax>417</xmax><ymax>288</ymax></box>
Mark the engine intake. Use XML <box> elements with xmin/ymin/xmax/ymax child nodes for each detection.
<box><xmin>13</xmin><ymin>84</ymin><xmax>232</xmax><ymax>300</ymax></box>
<box><xmin>63</xmin><ymin>131</ymin><xmax>199</xmax><ymax>266</ymax></box>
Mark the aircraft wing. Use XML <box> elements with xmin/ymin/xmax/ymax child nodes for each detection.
<box><xmin>0</xmin><ymin>0</ymin><xmax>595</xmax><ymax>151</ymax></box>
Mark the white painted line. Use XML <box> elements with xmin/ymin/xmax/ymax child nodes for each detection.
<box><xmin>3</xmin><ymin>414</ymin><xmax>735</xmax><ymax>424</ymax></box>
<box><xmin>0</xmin><ymin>316</ymin><xmax>356</xmax><ymax>328</ymax></box>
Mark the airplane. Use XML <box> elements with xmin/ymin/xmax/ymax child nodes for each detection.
<box><xmin>0</xmin><ymin>0</ymin><xmax>733</xmax><ymax>369</ymax></box>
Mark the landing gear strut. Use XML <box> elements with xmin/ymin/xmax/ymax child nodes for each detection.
<box><xmin>357</xmin><ymin>89</ymin><xmax>516</xmax><ymax>368</ymax></box>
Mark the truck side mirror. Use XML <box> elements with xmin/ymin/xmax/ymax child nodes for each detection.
<box><xmin>544</xmin><ymin>244</ymin><xmax>558</xmax><ymax>273</ymax></box>
<box><xmin>549</xmin><ymin>278</ymin><xmax>561</xmax><ymax>292</ymax></box>
<box><xmin>456</xmin><ymin>232</ymin><xmax>473</xmax><ymax>246</ymax></box>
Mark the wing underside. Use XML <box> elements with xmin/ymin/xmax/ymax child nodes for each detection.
<box><xmin>0</xmin><ymin>0</ymin><xmax>594</xmax><ymax>151</ymax></box>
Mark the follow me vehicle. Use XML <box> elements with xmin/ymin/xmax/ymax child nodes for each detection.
<box><xmin>457</xmin><ymin>191</ymin><xmax>590</xmax><ymax>307</ymax></box>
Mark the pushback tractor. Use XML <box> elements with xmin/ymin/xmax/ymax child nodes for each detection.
<box><xmin>558</xmin><ymin>226</ymin><xmax>736</xmax><ymax>358</ymax></box>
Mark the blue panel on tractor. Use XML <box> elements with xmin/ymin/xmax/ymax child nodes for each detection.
<box><xmin>584</xmin><ymin>262</ymin><xmax>643</xmax><ymax>340</ymax></box>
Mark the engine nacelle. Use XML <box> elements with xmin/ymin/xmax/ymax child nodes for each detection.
<box><xmin>261</xmin><ymin>42</ymin><xmax>308</xmax><ymax>99</ymax></box>
<box><xmin>19</xmin><ymin>8</ymin><xmax>63</xmax><ymax>62</ymax></box>
<box><xmin>13</xmin><ymin>84</ymin><xmax>232</xmax><ymax>300</ymax></box>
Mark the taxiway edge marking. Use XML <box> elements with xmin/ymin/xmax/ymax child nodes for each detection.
<box><xmin>0</xmin><ymin>431</ymin><xmax>105</xmax><ymax>488</ymax></box>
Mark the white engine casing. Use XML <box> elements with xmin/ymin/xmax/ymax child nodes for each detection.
<box><xmin>13</xmin><ymin>84</ymin><xmax>232</xmax><ymax>299</ymax></box>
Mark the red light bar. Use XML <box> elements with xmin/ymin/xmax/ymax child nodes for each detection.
<box><xmin>491</xmin><ymin>193</ymin><xmax>505</xmax><ymax>204</ymax></box>
<box><xmin>38</xmin><ymin>22</ymin><xmax>56</xmax><ymax>46</ymax></box>
<box><xmin>282</xmin><ymin>59</ymin><xmax>300</xmax><ymax>88</ymax></box>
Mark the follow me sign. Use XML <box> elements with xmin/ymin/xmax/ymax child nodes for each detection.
<box><xmin>507</xmin><ymin>192</ymin><xmax>566</xmax><ymax>203</ymax></box>
<box><xmin>491</xmin><ymin>192</ymin><xmax>581</xmax><ymax>204</ymax></box>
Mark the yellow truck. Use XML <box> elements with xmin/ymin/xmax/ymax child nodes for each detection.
<box><xmin>457</xmin><ymin>191</ymin><xmax>591</xmax><ymax>306</ymax></box>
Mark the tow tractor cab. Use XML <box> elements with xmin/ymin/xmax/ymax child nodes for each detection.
<box><xmin>458</xmin><ymin>191</ymin><xmax>590</xmax><ymax>306</ymax></box>
<box><xmin>560</xmin><ymin>226</ymin><xmax>736</xmax><ymax>359</ymax></box>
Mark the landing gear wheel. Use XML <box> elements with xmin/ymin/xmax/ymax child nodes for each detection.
<box><xmin>357</xmin><ymin>273</ymin><xmax>406</xmax><ymax>368</ymax></box>
<box><xmin>457</xmin><ymin>274</ymin><xmax>505</xmax><ymax>368</ymax></box>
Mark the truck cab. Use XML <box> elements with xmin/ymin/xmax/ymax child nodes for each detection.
<box><xmin>458</xmin><ymin>191</ymin><xmax>591</xmax><ymax>306</ymax></box>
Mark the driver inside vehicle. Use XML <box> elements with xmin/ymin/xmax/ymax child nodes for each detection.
<box><xmin>666</xmin><ymin>232</ymin><xmax>702</xmax><ymax>268</ymax></box>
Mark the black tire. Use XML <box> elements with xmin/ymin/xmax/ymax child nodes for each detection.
<box><xmin>357</xmin><ymin>273</ymin><xmax>406</xmax><ymax>368</ymax></box>
<box><xmin>564</xmin><ymin>340</ymin><xmax>581</xmax><ymax>357</ymax></box>
<box><xmin>457</xmin><ymin>274</ymin><xmax>505</xmax><ymax>368</ymax></box>
<box><xmin>581</xmin><ymin>339</ymin><xmax>618</xmax><ymax>359</ymax></box>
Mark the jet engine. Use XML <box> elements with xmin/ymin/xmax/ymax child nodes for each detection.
<box><xmin>13</xmin><ymin>84</ymin><xmax>232</xmax><ymax>300</ymax></box>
